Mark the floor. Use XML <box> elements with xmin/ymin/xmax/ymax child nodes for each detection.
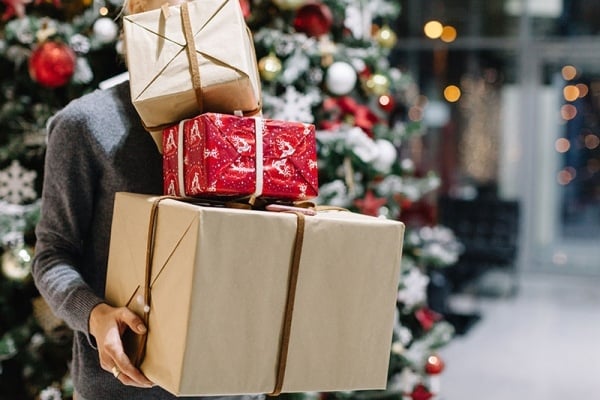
<box><xmin>439</xmin><ymin>270</ymin><xmax>600</xmax><ymax>399</ymax></box>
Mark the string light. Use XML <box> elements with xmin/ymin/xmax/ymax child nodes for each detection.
<box><xmin>557</xmin><ymin>168</ymin><xmax>575</xmax><ymax>185</ymax></box>
<box><xmin>563</xmin><ymin>85</ymin><xmax>579</xmax><ymax>102</ymax></box>
<box><xmin>560</xmin><ymin>104</ymin><xmax>577</xmax><ymax>120</ymax></box>
<box><xmin>561</xmin><ymin>65</ymin><xmax>577</xmax><ymax>81</ymax></box>
<box><xmin>443</xmin><ymin>85</ymin><xmax>461</xmax><ymax>102</ymax></box>
<box><xmin>555</xmin><ymin>138</ymin><xmax>570</xmax><ymax>153</ymax></box>
<box><xmin>576</xmin><ymin>83</ymin><xmax>589</xmax><ymax>97</ymax></box>
<box><xmin>584</xmin><ymin>134</ymin><xmax>600</xmax><ymax>149</ymax></box>
<box><xmin>424</xmin><ymin>21</ymin><xmax>443</xmax><ymax>39</ymax></box>
<box><xmin>440</xmin><ymin>26</ymin><xmax>457</xmax><ymax>43</ymax></box>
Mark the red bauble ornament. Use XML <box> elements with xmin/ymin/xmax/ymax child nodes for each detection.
<box><xmin>425</xmin><ymin>354</ymin><xmax>445</xmax><ymax>375</ymax></box>
<box><xmin>29</xmin><ymin>41</ymin><xmax>76</xmax><ymax>88</ymax></box>
<box><xmin>293</xmin><ymin>2</ymin><xmax>333</xmax><ymax>37</ymax></box>
<box><xmin>410</xmin><ymin>384</ymin><xmax>433</xmax><ymax>400</ymax></box>
<box><xmin>378</xmin><ymin>94</ymin><xmax>395</xmax><ymax>112</ymax></box>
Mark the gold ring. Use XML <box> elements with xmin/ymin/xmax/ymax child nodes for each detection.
<box><xmin>111</xmin><ymin>366</ymin><xmax>121</xmax><ymax>379</ymax></box>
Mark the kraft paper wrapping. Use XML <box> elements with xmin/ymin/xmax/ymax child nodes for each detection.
<box><xmin>105</xmin><ymin>193</ymin><xmax>405</xmax><ymax>396</ymax></box>
<box><xmin>123</xmin><ymin>0</ymin><xmax>262</xmax><ymax>151</ymax></box>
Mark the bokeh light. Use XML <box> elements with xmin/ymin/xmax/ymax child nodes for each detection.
<box><xmin>378</xmin><ymin>94</ymin><xmax>394</xmax><ymax>111</ymax></box>
<box><xmin>560</xmin><ymin>104</ymin><xmax>577</xmax><ymax>120</ymax></box>
<box><xmin>424</xmin><ymin>21</ymin><xmax>443</xmax><ymax>39</ymax></box>
<box><xmin>576</xmin><ymin>83</ymin><xmax>589</xmax><ymax>97</ymax></box>
<box><xmin>99</xmin><ymin>6</ymin><xmax>109</xmax><ymax>15</ymax></box>
<box><xmin>440</xmin><ymin>26</ymin><xmax>457</xmax><ymax>43</ymax></box>
<box><xmin>561</xmin><ymin>65</ymin><xmax>577</xmax><ymax>81</ymax></box>
<box><xmin>555</xmin><ymin>138</ymin><xmax>570</xmax><ymax>153</ymax></box>
<box><xmin>443</xmin><ymin>85</ymin><xmax>461</xmax><ymax>102</ymax></box>
<box><xmin>563</xmin><ymin>85</ymin><xmax>579</xmax><ymax>102</ymax></box>
<box><xmin>584</xmin><ymin>133</ymin><xmax>600</xmax><ymax>149</ymax></box>
<box><xmin>557</xmin><ymin>168</ymin><xmax>575</xmax><ymax>185</ymax></box>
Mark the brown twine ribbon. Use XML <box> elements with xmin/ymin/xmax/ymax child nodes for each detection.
<box><xmin>180</xmin><ymin>2</ymin><xmax>204</xmax><ymax>114</ymax></box>
<box><xmin>132</xmin><ymin>195</ymin><xmax>166</xmax><ymax>367</ymax></box>
<box><xmin>269</xmin><ymin>211</ymin><xmax>305</xmax><ymax>396</ymax></box>
<box><xmin>132</xmin><ymin>196</ymin><xmax>307</xmax><ymax>396</ymax></box>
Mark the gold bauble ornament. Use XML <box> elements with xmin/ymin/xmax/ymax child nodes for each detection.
<box><xmin>364</xmin><ymin>73</ymin><xmax>390</xmax><ymax>96</ymax></box>
<box><xmin>258</xmin><ymin>53</ymin><xmax>282</xmax><ymax>81</ymax></box>
<box><xmin>374</xmin><ymin>25</ymin><xmax>398</xmax><ymax>49</ymax></box>
<box><xmin>319</xmin><ymin>36</ymin><xmax>337</xmax><ymax>68</ymax></box>
<box><xmin>2</xmin><ymin>243</ymin><xmax>33</xmax><ymax>282</ymax></box>
<box><xmin>272</xmin><ymin>0</ymin><xmax>307</xmax><ymax>11</ymax></box>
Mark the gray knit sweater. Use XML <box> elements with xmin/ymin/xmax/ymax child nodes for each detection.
<box><xmin>32</xmin><ymin>82</ymin><xmax>251</xmax><ymax>399</ymax></box>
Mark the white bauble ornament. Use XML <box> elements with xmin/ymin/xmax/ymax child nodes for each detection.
<box><xmin>93</xmin><ymin>17</ymin><xmax>119</xmax><ymax>44</ymax></box>
<box><xmin>400</xmin><ymin>158</ymin><xmax>416</xmax><ymax>174</ymax></box>
<box><xmin>372</xmin><ymin>139</ymin><xmax>397</xmax><ymax>173</ymax></box>
<box><xmin>325</xmin><ymin>61</ymin><xmax>357</xmax><ymax>96</ymax></box>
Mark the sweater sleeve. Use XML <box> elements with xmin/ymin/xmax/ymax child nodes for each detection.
<box><xmin>32</xmin><ymin>108</ymin><xmax>105</xmax><ymax>336</ymax></box>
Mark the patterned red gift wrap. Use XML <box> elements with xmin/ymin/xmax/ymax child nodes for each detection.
<box><xmin>162</xmin><ymin>113</ymin><xmax>319</xmax><ymax>200</ymax></box>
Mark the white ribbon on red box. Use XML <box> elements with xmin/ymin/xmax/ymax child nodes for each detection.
<box><xmin>175</xmin><ymin>116</ymin><xmax>265</xmax><ymax>198</ymax></box>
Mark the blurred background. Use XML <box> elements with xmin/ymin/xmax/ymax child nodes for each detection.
<box><xmin>392</xmin><ymin>1</ymin><xmax>600</xmax><ymax>397</ymax></box>
<box><xmin>1</xmin><ymin>0</ymin><xmax>599</xmax><ymax>399</ymax></box>
<box><xmin>395</xmin><ymin>0</ymin><xmax>600</xmax><ymax>275</ymax></box>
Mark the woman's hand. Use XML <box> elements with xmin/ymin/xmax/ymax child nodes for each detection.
<box><xmin>89</xmin><ymin>303</ymin><xmax>154</xmax><ymax>388</ymax></box>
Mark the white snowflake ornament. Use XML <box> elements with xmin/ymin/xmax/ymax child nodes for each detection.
<box><xmin>265</xmin><ymin>86</ymin><xmax>320</xmax><ymax>123</ymax></box>
<box><xmin>344</xmin><ymin>2</ymin><xmax>372</xmax><ymax>39</ymax></box>
<box><xmin>0</xmin><ymin>160</ymin><xmax>37</xmax><ymax>204</ymax></box>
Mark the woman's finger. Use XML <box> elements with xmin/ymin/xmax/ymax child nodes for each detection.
<box><xmin>112</xmin><ymin>363</ymin><xmax>152</xmax><ymax>388</ymax></box>
<box><xmin>112</xmin><ymin>350</ymin><xmax>153</xmax><ymax>388</ymax></box>
<box><xmin>118</xmin><ymin>307</ymin><xmax>148</xmax><ymax>335</ymax></box>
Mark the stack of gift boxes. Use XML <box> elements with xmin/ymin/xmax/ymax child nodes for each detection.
<box><xmin>105</xmin><ymin>0</ymin><xmax>405</xmax><ymax>396</ymax></box>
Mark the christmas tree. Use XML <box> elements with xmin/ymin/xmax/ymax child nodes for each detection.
<box><xmin>0</xmin><ymin>0</ymin><xmax>461</xmax><ymax>398</ymax></box>
<box><xmin>246</xmin><ymin>0</ymin><xmax>459</xmax><ymax>398</ymax></box>
<box><xmin>0</xmin><ymin>0</ymin><xmax>125</xmax><ymax>397</ymax></box>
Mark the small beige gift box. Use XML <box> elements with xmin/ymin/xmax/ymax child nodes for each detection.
<box><xmin>123</xmin><ymin>0</ymin><xmax>262</xmax><ymax>150</ymax></box>
<box><xmin>105</xmin><ymin>193</ymin><xmax>404</xmax><ymax>396</ymax></box>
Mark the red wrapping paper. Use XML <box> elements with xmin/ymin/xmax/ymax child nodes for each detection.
<box><xmin>163</xmin><ymin>113</ymin><xmax>318</xmax><ymax>200</ymax></box>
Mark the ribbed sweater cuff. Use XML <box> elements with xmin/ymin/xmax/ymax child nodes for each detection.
<box><xmin>70</xmin><ymin>287</ymin><xmax>105</xmax><ymax>333</ymax></box>
<box><xmin>69</xmin><ymin>287</ymin><xmax>105</xmax><ymax>348</ymax></box>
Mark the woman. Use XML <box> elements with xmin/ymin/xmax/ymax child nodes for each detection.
<box><xmin>32</xmin><ymin>1</ymin><xmax>258</xmax><ymax>398</ymax></box>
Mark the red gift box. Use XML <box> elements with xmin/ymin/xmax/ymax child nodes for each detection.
<box><xmin>163</xmin><ymin>113</ymin><xmax>319</xmax><ymax>200</ymax></box>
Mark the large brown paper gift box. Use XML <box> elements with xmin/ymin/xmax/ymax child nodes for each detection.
<box><xmin>105</xmin><ymin>192</ymin><xmax>405</xmax><ymax>396</ymax></box>
<box><xmin>123</xmin><ymin>0</ymin><xmax>261</xmax><ymax>150</ymax></box>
